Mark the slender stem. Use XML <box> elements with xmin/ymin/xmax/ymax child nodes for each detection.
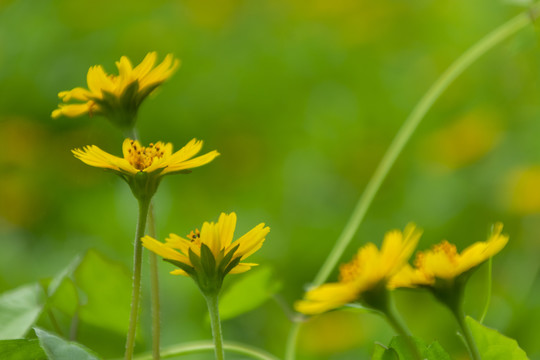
<box><xmin>284</xmin><ymin>320</ymin><xmax>301</xmax><ymax>360</ymax></box>
<box><xmin>383</xmin><ymin>300</ymin><xmax>422</xmax><ymax>360</ymax></box>
<box><xmin>125</xmin><ymin>199</ymin><xmax>151</xmax><ymax>360</ymax></box>
<box><xmin>286</xmin><ymin>6</ymin><xmax>538</xmax><ymax>360</ymax></box>
<box><xmin>479</xmin><ymin>257</ymin><xmax>492</xmax><ymax>324</ymax></box>
<box><xmin>205</xmin><ymin>294</ymin><xmax>225</xmax><ymax>360</ymax></box>
<box><xmin>124</xmin><ymin>126</ymin><xmax>161</xmax><ymax>360</ymax></box>
<box><xmin>69</xmin><ymin>307</ymin><xmax>80</xmax><ymax>341</ymax></box>
<box><xmin>46</xmin><ymin>308</ymin><xmax>64</xmax><ymax>336</ymax></box>
<box><xmin>451</xmin><ymin>305</ymin><xmax>481</xmax><ymax>360</ymax></box>
<box><xmin>147</xmin><ymin>205</ymin><xmax>161</xmax><ymax>360</ymax></box>
<box><xmin>130</xmin><ymin>341</ymin><xmax>280</xmax><ymax>360</ymax></box>
<box><xmin>312</xmin><ymin>5</ymin><xmax>537</xmax><ymax>289</ymax></box>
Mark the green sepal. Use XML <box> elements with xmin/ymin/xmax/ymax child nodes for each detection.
<box><xmin>222</xmin><ymin>256</ymin><xmax>242</xmax><ymax>276</ymax></box>
<box><xmin>89</xmin><ymin>81</ymin><xmax>142</xmax><ymax>130</ymax></box>
<box><xmin>120</xmin><ymin>81</ymin><xmax>140</xmax><ymax>109</ymax></box>
<box><xmin>136</xmin><ymin>83</ymin><xmax>161</xmax><ymax>104</ymax></box>
<box><xmin>200</xmin><ymin>243</ymin><xmax>217</xmax><ymax>278</ymax></box>
<box><xmin>188</xmin><ymin>248</ymin><xmax>204</xmax><ymax>274</ymax></box>
<box><xmin>163</xmin><ymin>259</ymin><xmax>195</xmax><ymax>276</ymax></box>
<box><xmin>125</xmin><ymin>171</ymin><xmax>164</xmax><ymax>203</ymax></box>
<box><xmin>219</xmin><ymin>245</ymin><xmax>239</xmax><ymax>274</ymax></box>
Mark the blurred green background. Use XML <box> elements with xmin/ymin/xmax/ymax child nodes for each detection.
<box><xmin>2</xmin><ymin>0</ymin><xmax>540</xmax><ymax>358</ymax></box>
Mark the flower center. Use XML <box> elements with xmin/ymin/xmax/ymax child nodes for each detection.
<box><xmin>339</xmin><ymin>257</ymin><xmax>362</xmax><ymax>283</ymax></box>
<box><xmin>433</xmin><ymin>240</ymin><xmax>458</xmax><ymax>263</ymax></box>
<box><xmin>126</xmin><ymin>140</ymin><xmax>166</xmax><ymax>171</ymax></box>
<box><xmin>187</xmin><ymin>229</ymin><xmax>201</xmax><ymax>247</ymax></box>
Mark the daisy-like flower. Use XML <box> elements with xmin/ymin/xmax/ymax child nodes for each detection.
<box><xmin>52</xmin><ymin>52</ymin><xmax>179</xmax><ymax>128</ymax></box>
<box><xmin>295</xmin><ymin>224</ymin><xmax>421</xmax><ymax>315</ymax></box>
<box><xmin>391</xmin><ymin>222</ymin><xmax>508</xmax><ymax>289</ymax></box>
<box><xmin>142</xmin><ymin>213</ymin><xmax>270</xmax><ymax>295</ymax></box>
<box><xmin>72</xmin><ymin>138</ymin><xmax>219</xmax><ymax>201</ymax></box>
<box><xmin>390</xmin><ymin>224</ymin><xmax>508</xmax><ymax>360</ymax></box>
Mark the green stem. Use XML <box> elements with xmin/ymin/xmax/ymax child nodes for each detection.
<box><xmin>451</xmin><ymin>305</ymin><xmax>481</xmax><ymax>360</ymax></box>
<box><xmin>124</xmin><ymin>126</ymin><xmax>161</xmax><ymax>360</ymax></box>
<box><xmin>284</xmin><ymin>320</ymin><xmax>301</xmax><ymax>360</ymax></box>
<box><xmin>479</xmin><ymin>257</ymin><xmax>492</xmax><ymax>324</ymax></box>
<box><xmin>205</xmin><ymin>294</ymin><xmax>225</xmax><ymax>360</ymax></box>
<box><xmin>287</xmin><ymin>6</ymin><xmax>538</xmax><ymax>359</ymax></box>
<box><xmin>130</xmin><ymin>341</ymin><xmax>280</xmax><ymax>360</ymax></box>
<box><xmin>383</xmin><ymin>300</ymin><xmax>422</xmax><ymax>360</ymax></box>
<box><xmin>124</xmin><ymin>198</ymin><xmax>151</xmax><ymax>360</ymax></box>
<box><xmin>147</xmin><ymin>206</ymin><xmax>161</xmax><ymax>360</ymax></box>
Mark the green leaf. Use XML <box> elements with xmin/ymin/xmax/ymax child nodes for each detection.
<box><xmin>0</xmin><ymin>339</ymin><xmax>47</xmax><ymax>360</ymax></box>
<box><xmin>218</xmin><ymin>267</ymin><xmax>282</xmax><ymax>321</ymax></box>
<box><xmin>372</xmin><ymin>343</ymin><xmax>399</xmax><ymax>360</ymax></box>
<box><xmin>34</xmin><ymin>327</ymin><xmax>101</xmax><ymax>360</ymax></box>
<box><xmin>467</xmin><ymin>316</ymin><xmax>528</xmax><ymax>360</ymax></box>
<box><xmin>0</xmin><ymin>283</ymin><xmax>46</xmax><ymax>339</ymax></box>
<box><xmin>47</xmin><ymin>256</ymin><xmax>82</xmax><ymax>297</ymax></box>
<box><xmin>73</xmin><ymin>250</ymin><xmax>131</xmax><ymax>334</ymax></box>
<box><xmin>384</xmin><ymin>336</ymin><xmax>451</xmax><ymax>360</ymax></box>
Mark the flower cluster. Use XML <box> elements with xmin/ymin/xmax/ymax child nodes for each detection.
<box><xmin>296</xmin><ymin>223</ymin><xmax>508</xmax><ymax>316</ymax></box>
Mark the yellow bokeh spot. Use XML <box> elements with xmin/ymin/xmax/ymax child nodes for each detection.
<box><xmin>422</xmin><ymin>108</ymin><xmax>502</xmax><ymax>170</ymax></box>
<box><xmin>299</xmin><ymin>310</ymin><xmax>365</xmax><ymax>354</ymax></box>
<box><xmin>505</xmin><ymin>166</ymin><xmax>540</xmax><ymax>215</ymax></box>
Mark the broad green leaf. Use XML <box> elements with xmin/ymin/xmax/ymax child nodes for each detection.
<box><xmin>34</xmin><ymin>327</ymin><xmax>101</xmax><ymax>360</ymax></box>
<box><xmin>386</xmin><ymin>336</ymin><xmax>451</xmax><ymax>360</ymax></box>
<box><xmin>219</xmin><ymin>267</ymin><xmax>281</xmax><ymax>321</ymax></box>
<box><xmin>0</xmin><ymin>283</ymin><xmax>45</xmax><ymax>339</ymax></box>
<box><xmin>49</xmin><ymin>277</ymin><xmax>79</xmax><ymax>318</ymax></box>
<box><xmin>466</xmin><ymin>316</ymin><xmax>528</xmax><ymax>360</ymax></box>
<box><xmin>0</xmin><ymin>339</ymin><xmax>47</xmax><ymax>360</ymax></box>
<box><xmin>47</xmin><ymin>256</ymin><xmax>82</xmax><ymax>297</ymax></box>
<box><xmin>372</xmin><ymin>343</ymin><xmax>399</xmax><ymax>360</ymax></box>
<box><xmin>73</xmin><ymin>250</ymin><xmax>131</xmax><ymax>334</ymax></box>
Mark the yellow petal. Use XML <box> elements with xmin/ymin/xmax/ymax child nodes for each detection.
<box><xmin>58</xmin><ymin>87</ymin><xmax>93</xmax><ymax>102</ymax></box>
<box><xmin>141</xmin><ymin>235</ymin><xmax>190</xmax><ymax>264</ymax></box>
<box><xmin>217</xmin><ymin>213</ymin><xmax>237</xmax><ymax>249</ymax></box>
<box><xmin>228</xmin><ymin>223</ymin><xmax>269</xmax><ymax>260</ymax></box>
<box><xmin>295</xmin><ymin>282</ymin><xmax>358</xmax><ymax>315</ymax></box>
<box><xmin>132</xmin><ymin>52</ymin><xmax>157</xmax><ymax>79</ymax></box>
<box><xmin>228</xmin><ymin>262</ymin><xmax>258</xmax><ymax>274</ymax></box>
<box><xmin>162</xmin><ymin>150</ymin><xmax>220</xmax><ymax>175</ymax></box>
<box><xmin>87</xmin><ymin>65</ymin><xmax>114</xmax><ymax>95</ymax></box>
<box><xmin>389</xmin><ymin>264</ymin><xmax>433</xmax><ymax>289</ymax></box>
<box><xmin>166</xmin><ymin>233</ymin><xmax>192</xmax><ymax>256</ymax></box>
<box><xmin>52</xmin><ymin>103</ymin><xmax>93</xmax><ymax>118</ymax></box>
<box><xmin>200</xmin><ymin>221</ymin><xmax>221</xmax><ymax>258</ymax></box>
<box><xmin>72</xmin><ymin>145</ymin><xmax>136</xmax><ymax>174</ymax></box>
<box><xmin>170</xmin><ymin>269</ymin><xmax>189</xmax><ymax>276</ymax></box>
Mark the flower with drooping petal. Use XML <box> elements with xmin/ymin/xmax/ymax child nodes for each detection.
<box><xmin>391</xmin><ymin>222</ymin><xmax>508</xmax><ymax>289</ymax></box>
<box><xmin>72</xmin><ymin>138</ymin><xmax>218</xmax><ymax>201</ymax></box>
<box><xmin>52</xmin><ymin>52</ymin><xmax>179</xmax><ymax>128</ymax></box>
<box><xmin>295</xmin><ymin>224</ymin><xmax>421</xmax><ymax>315</ymax></box>
<box><xmin>142</xmin><ymin>213</ymin><xmax>270</xmax><ymax>294</ymax></box>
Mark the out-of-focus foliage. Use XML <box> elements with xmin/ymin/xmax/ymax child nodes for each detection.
<box><xmin>1</xmin><ymin>0</ymin><xmax>540</xmax><ymax>358</ymax></box>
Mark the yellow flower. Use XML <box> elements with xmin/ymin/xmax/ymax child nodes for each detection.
<box><xmin>142</xmin><ymin>213</ymin><xmax>270</xmax><ymax>293</ymax></box>
<box><xmin>72</xmin><ymin>138</ymin><xmax>219</xmax><ymax>201</ymax></box>
<box><xmin>73</xmin><ymin>138</ymin><xmax>217</xmax><ymax>176</ymax></box>
<box><xmin>392</xmin><ymin>223</ymin><xmax>508</xmax><ymax>288</ymax></box>
<box><xmin>52</xmin><ymin>52</ymin><xmax>179</xmax><ymax>128</ymax></box>
<box><xmin>295</xmin><ymin>224</ymin><xmax>421</xmax><ymax>315</ymax></box>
